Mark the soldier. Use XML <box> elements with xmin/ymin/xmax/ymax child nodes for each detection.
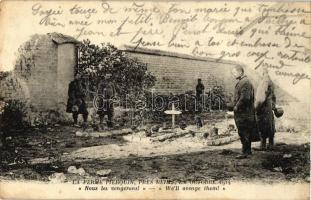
<box><xmin>66</xmin><ymin>73</ymin><xmax>88</xmax><ymax>127</ymax></box>
<box><xmin>196</xmin><ymin>79</ymin><xmax>205</xmax><ymax>98</ymax></box>
<box><xmin>97</xmin><ymin>74</ymin><xmax>115</xmax><ymax>128</ymax></box>
<box><xmin>196</xmin><ymin>78</ymin><xmax>205</xmax><ymax>112</ymax></box>
<box><xmin>255</xmin><ymin>67</ymin><xmax>276</xmax><ymax>150</ymax></box>
<box><xmin>232</xmin><ymin>66</ymin><xmax>257</xmax><ymax>159</ymax></box>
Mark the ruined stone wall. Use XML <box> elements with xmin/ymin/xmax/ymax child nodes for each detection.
<box><xmin>14</xmin><ymin>34</ymin><xmax>58</xmax><ymax>111</ymax></box>
<box><xmin>0</xmin><ymin>72</ymin><xmax>30</xmax><ymax>102</ymax></box>
<box><xmin>0</xmin><ymin>34</ymin><xmax>77</xmax><ymax>123</ymax></box>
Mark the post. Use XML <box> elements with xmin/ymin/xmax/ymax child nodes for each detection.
<box><xmin>172</xmin><ymin>104</ymin><xmax>175</xmax><ymax>128</ymax></box>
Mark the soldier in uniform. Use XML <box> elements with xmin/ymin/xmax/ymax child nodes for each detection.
<box><xmin>196</xmin><ymin>78</ymin><xmax>205</xmax><ymax>112</ymax></box>
<box><xmin>255</xmin><ymin>68</ymin><xmax>276</xmax><ymax>150</ymax></box>
<box><xmin>97</xmin><ymin>74</ymin><xmax>115</xmax><ymax>128</ymax></box>
<box><xmin>66</xmin><ymin>74</ymin><xmax>88</xmax><ymax>127</ymax></box>
<box><xmin>232</xmin><ymin>66</ymin><xmax>258</xmax><ymax>159</ymax></box>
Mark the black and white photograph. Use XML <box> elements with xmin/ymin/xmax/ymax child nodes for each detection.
<box><xmin>0</xmin><ymin>1</ymin><xmax>310</xmax><ymax>199</ymax></box>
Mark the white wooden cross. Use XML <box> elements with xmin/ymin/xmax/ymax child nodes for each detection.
<box><xmin>164</xmin><ymin>104</ymin><xmax>182</xmax><ymax>128</ymax></box>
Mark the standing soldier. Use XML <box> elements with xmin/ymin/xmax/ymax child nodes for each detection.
<box><xmin>232</xmin><ymin>66</ymin><xmax>258</xmax><ymax>159</ymax></box>
<box><xmin>66</xmin><ymin>74</ymin><xmax>88</xmax><ymax>127</ymax></box>
<box><xmin>196</xmin><ymin>78</ymin><xmax>205</xmax><ymax>112</ymax></box>
<box><xmin>255</xmin><ymin>68</ymin><xmax>276</xmax><ymax>150</ymax></box>
<box><xmin>97</xmin><ymin>74</ymin><xmax>115</xmax><ymax>129</ymax></box>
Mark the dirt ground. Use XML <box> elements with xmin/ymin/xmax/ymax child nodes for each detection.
<box><xmin>0</xmin><ymin>124</ymin><xmax>309</xmax><ymax>184</ymax></box>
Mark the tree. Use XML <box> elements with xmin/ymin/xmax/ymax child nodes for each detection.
<box><xmin>77</xmin><ymin>39</ymin><xmax>156</xmax><ymax>103</ymax></box>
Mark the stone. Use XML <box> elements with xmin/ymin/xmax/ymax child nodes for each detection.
<box><xmin>67</xmin><ymin>166</ymin><xmax>86</xmax><ymax>175</ymax></box>
<box><xmin>75</xmin><ymin>131</ymin><xmax>89</xmax><ymax>137</ymax></box>
<box><xmin>49</xmin><ymin>173</ymin><xmax>66</xmax><ymax>183</ymax></box>
<box><xmin>67</xmin><ymin>166</ymin><xmax>78</xmax><ymax>173</ymax></box>
<box><xmin>283</xmin><ymin>154</ymin><xmax>292</xmax><ymax>158</ymax></box>
<box><xmin>77</xmin><ymin>167</ymin><xmax>86</xmax><ymax>176</ymax></box>
<box><xmin>96</xmin><ymin>169</ymin><xmax>112</xmax><ymax>177</ymax></box>
<box><xmin>273</xmin><ymin>167</ymin><xmax>282</xmax><ymax>172</ymax></box>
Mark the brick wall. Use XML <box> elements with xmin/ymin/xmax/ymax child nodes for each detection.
<box><xmin>125</xmin><ymin>49</ymin><xmax>296</xmax><ymax>104</ymax></box>
<box><xmin>126</xmin><ymin>50</ymin><xmax>238</xmax><ymax>96</ymax></box>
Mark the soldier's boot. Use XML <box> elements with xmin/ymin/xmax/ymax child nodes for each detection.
<box><xmin>98</xmin><ymin>116</ymin><xmax>105</xmax><ymax>131</ymax></box>
<box><xmin>260</xmin><ymin>138</ymin><xmax>267</xmax><ymax>151</ymax></box>
<box><xmin>107</xmin><ymin>111</ymin><xmax>114</xmax><ymax>128</ymax></box>
<box><xmin>72</xmin><ymin>112</ymin><xmax>79</xmax><ymax>127</ymax></box>
<box><xmin>268</xmin><ymin>137</ymin><xmax>274</xmax><ymax>150</ymax></box>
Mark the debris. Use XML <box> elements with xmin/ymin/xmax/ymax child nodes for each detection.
<box><xmin>206</xmin><ymin>134</ymin><xmax>239</xmax><ymax>146</ymax></box>
<box><xmin>273</xmin><ymin>167</ymin><xmax>282</xmax><ymax>172</ymax></box>
<box><xmin>131</xmin><ymin>125</ymin><xmax>138</xmax><ymax>131</ymax></box>
<box><xmin>226</xmin><ymin>111</ymin><xmax>234</xmax><ymax>118</ymax></box>
<box><xmin>145</xmin><ymin>131</ymin><xmax>152</xmax><ymax>137</ymax></box>
<box><xmin>67</xmin><ymin>166</ymin><xmax>86</xmax><ymax>175</ymax></box>
<box><xmin>220</xmin><ymin>149</ymin><xmax>234</xmax><ymax>155</ymax></box>
<box><xmin>227</xmin><ymin>124</ymin><xmax>235</xmax><ymax>131</ymax></box>
<box><xmin>137</xmin><ymin>126</ymin><xmax>147</xmax><ymax>131</ymax></box>
<box><xmin>151</xmin><ymin>129</ymin><xmax>192</xmax><ymax>142</ymax></box>
<box><xmin>179</xmin><ymin>121</ymin><xmax>187</xmax><ymax>130</ymax></box>
<box><xmin>75</xmin><ymin>131</ymin><xmax>89</xmax><ymax>137</ymax></box>
<box><xmin>203</xmin><ymin>132</ymin><xmax>209</xmax><ymax>139</ymax></box>
<box><xmin>67</xmin><ymin>166</ymin><xmax>77</xmax><ymax>173</ymax></box>
<box><xmin>77</xmin><ymin>167</ymin><xmax>86</xmax><ymax>176</ymax></box>
<box><xmin>30</xmin><ymin>157</ymin><xmax>51</xmax><ymax>164</ymax></box>
<box><xmin>49</xmin><ymin>173</ymin><xmax>66</xmax><ymax>183</ymax></box>
<box><xmin>151</xmin><ymin>125</ymin><xmax>160</xmax><ymax>134</ymax></box>
<box><xmin>210</xmin><ymin>127</ymin><xmax>218</xmax><ymax>137</ymax></box>
<box><xmin>275</xmin><ymin>142</ymin><xmax>287</xmax><ymax>146</ymax></box>
<box><xmin>283</xmin><ymin>154</ymin><xmax>292</xmax><ymax>158</ymax></box>
<box><xmin>158</xmin><ymin>128</ymin><xmax>173</xmax><ymax>133</ymax></box>
<box><xmin>96</xmin><ymin>169</ymin><xmax>112</xmax><ymax>177</ymax></box>
<box><xmin>75</xmin><ymin>128</ymin><xmax>133</xmax><ymax>138</ymax></box>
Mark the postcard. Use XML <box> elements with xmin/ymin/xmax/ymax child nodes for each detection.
<box><xmin>0</xmin><ymin>1</ymin><xmax>310</xmax><ymax>199</ymax></box>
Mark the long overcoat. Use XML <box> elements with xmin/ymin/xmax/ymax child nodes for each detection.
<box><xmin>255</xmin><ymin>76</ymin><xmax>276</xmax><ymax>138</ymax></box>
<box><xmin>66</xmin><ymin>80</ymin><xmax>88</xmax><ymax>114</ymax></box>
<box><xmin>233</xmin><ymin>75</ymin><xmax>259</xmax><ymax>142</ymax></box>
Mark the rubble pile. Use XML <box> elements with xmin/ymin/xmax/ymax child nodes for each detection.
<box><xmin>74</xmin><ymin>114</ymin><xmax>238</xmax><ymax>146</ymax></box>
